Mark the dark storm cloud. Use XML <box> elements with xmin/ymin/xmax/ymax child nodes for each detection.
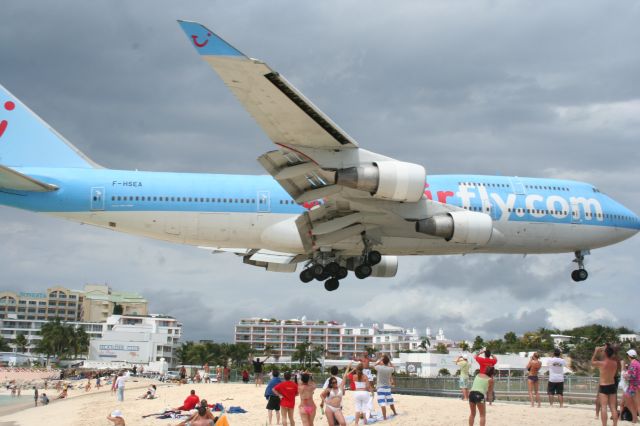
<box><xmin>0</xmin><ymin>1</ymin><xmax>638</xmax><ymax>342</ymax></box>
<box><xmin>481</xmin><ymin>308</ymin><xmax>552</xmax><ymax>336</ymax></box>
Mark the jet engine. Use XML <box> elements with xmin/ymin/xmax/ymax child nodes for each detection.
<box><xmin>336</xmin><ymin>161</ymin><xmax>426</xmax><ymax>203</ymax></box>
<box><xmin>415</xmin><ymin>211</ymin><xmax>493</xmax><ymax>245</ymax></box>
<box><xmin>370</xmin><ymin>255</ymin><xmax>398</xmax><ymax>277</ymax></box>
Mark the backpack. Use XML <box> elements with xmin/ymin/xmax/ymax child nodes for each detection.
<box><xmin>620</xmin><ymin>407</ymin><xmax>633</xmax><ymax>422</ymax></box>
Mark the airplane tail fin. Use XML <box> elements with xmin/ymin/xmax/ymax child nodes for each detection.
<box><xmin>0</xmin><ymin>84</ymin><xmax>99</xmax><ymax>168</ymax></box>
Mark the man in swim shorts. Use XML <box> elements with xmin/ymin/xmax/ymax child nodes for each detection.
<box><xmin>592</xmin><ymin>344</ymin><xmax>619</xmax><ymax>426</ymax></box>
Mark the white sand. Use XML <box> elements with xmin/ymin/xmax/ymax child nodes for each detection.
<box><xmin>0</xmin><ymin>380</ymin><xmax>607</xmax><ymax>426</ymax></box>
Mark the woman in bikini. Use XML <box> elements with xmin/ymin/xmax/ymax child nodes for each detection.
<box><xmin>298</xmin><ymin>372</ymin><xmax>316</xmax><ymax>426</ymax></box>
<box><xmin>320</xmin><ymin>369</ymin><xmax>349</xmax><ymax>426</ymax></box>
<box><xmin>526</xmin><ymin>352</ymin><xmax>542</xmax><ymax>407</ymax></box>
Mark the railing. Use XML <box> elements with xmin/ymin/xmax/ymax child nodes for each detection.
<box><xmin>392</xmin><ymin>376</ymin><xmax>602</xmax><ymax>404</ymax></box>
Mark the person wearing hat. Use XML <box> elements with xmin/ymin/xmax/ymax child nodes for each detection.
<box><xmin>455</xmin><ymin>354</ymin><xmax>471</xmax><ymax>401</ymax></box>
<box><xmin>107</xmin><ymin>410</ymin><xmax>125</xmax><ymax>426</ymax></box>
<box><xmin>623</xmin><ymin>349</ymin><xmax>639</xmax><ymax>423</ymax></box>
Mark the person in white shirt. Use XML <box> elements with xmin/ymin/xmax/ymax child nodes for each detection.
<box><xmin>115</xmin><ymin>372</ymin><xmax>126</xmax><ymax>402</ymax></box>
<box><xmin>547</xmin><ymin>348</ymin><xmax>566</xmax><ymax>408</ymax></box>
<box><xmin>322</xmin><ymin>366</ymin><xmax>343</xmax><ymax>389</ymax></box>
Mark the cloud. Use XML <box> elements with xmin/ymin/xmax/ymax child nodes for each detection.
<box><xmin>0</xmin><ymin>0</ymin><xmax>638</xmax><ymax>343</ymax></box>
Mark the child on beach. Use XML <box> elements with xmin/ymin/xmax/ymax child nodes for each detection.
<box><xmin>468</xmin><ymin>365</ymin><xmax>495</xmax><ymax>426</ymax></box>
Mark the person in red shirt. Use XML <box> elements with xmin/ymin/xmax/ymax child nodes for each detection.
<box><xmin>474</xmin><ymin>348</ymin><xmax>498</xmax><ymax>374</ymax></box>
<box><xmin>174</xmin><ymin>389</ymin><xmax>200</xmax><ymax>411</ymax></box>
<box><xmin>272</xmin><ymin>372</ymin><xmax>299</xmax><ymax>426</ymax></box>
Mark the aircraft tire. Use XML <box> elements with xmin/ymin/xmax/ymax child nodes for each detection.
<box><xmin>337</xmin><ymin>267</ymin><xmax>348</xmax><ymax>280</ymax></box>
<box><xmin>324</xmin><ymin>278</ymin><xmax>340</xmax><ymax>291</ymax></box>
<box><xmin>300</xmin><ymin>269</ymin><xmax>314</xmax><ymax>283</ymax></box>
<box><xmin>571</xmin><ymin>270</ymin><xmax>581</xmax><ymax>282</ymax></box>
<box><xmin>312</xmin><ymin>264</ymin><xmax>325</xmax><ymax>279</ymax></box>
<box><xmin>355</xmin><ymin>264</ymin><xmax>372</xmax><ymax>279</ymax></box>
<box><xmin>577</xmin><ymin>269</ymin><xmax>588</xmax><ymax>281</ymax></box>
<box><xmin>325</xmin><ymin>262</ymin><xmax>340</xmax><ymax>277</ymax></box>
<box><xmin>367</xmin><ymin>251</ymin><xmax>382</xmax><ymax>265</ymax></box>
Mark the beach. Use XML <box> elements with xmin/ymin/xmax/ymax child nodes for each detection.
<box><xmin>0</xmin><ymin>379</ymin><xmax>608</xmax><ymax>426</ymax></box>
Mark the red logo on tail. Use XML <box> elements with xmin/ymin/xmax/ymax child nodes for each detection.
<box><xmin>191</xmin><ymin>33</ymin><xmax>211</xmax><ymax>48</ymax></box>
<box><xmin>0</xmin><ymin>101</ymin><xmax>15</xmax><ymax>140</ymax></box>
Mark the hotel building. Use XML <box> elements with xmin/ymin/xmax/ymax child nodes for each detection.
<box><xmin>234</xmin><ymin>317</ymin><xmax>443</xmax><ymax>358</ymax></box>
<box><xmin>0</xmin><ymin>284</ymin><xmax>147</xmax><ymax>322</ymax></box>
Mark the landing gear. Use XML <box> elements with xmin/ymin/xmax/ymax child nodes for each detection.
<box><xmin>571</xmin><ymin>250</ymin><xmax>590</xmax><ymax>282</ymax></box>
<box><xmin>324</xmin><ymin>278</ymin><xmax>340</xmax><ymax>291</ymax></box>
<box><xmin>299</xmin><ymin>268</ymin><xmax>314</xmax><ymax>283</ymax></box>
<box><xmin>354</xmin><ymin>263</ymin><xmax>372</xmax><ymax>279</ymax></box>
<box><xmin>367</xmin><ymin>250</ymin><xmax>382</xmax><ymax>266</ymax></box>
<box><xmin>299</xmin><ymin>256</ymin><xmax>349</xmax><ymax>290</ymax></box>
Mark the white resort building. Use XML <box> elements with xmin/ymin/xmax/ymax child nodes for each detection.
<box><xmin>234</xmin><ymin>317</ymin><xmax>450</xmax><ymax>359</ymax></box>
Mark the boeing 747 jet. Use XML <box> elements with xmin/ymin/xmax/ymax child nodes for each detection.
<box><xmin>0</xmin><ymin>21</ymin><xmax>638</xmax><ymax>291</ymax></box>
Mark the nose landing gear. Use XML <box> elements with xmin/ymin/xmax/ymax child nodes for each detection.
<box><xmin>571</xmin><ymin>250</ymin><xmax>590</xmax><ymax>282</ymax></box>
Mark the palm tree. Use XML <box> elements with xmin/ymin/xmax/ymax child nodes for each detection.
<box><xmin>419</xmin><ymin>338</ymin><xmax>431</xmax><ymax>351</ymax></box>
<box><xmin>14</xmin><ymin>333</ymin><xmax>28</xmax><ymax>353</ymax></box>
<box><xmin>0</xmin><ymin>336</ymin><xmax>11</xmax><ymax>352</ymax></box>
<box><xmin>71</xmin><ymin>327</ymin><xmax>90</xmax><ymax>358</ymax></box>
<box><xmin>175</xmin><ymin>341</ymin><xmax>195</xmax><ymax>365</ymax></box>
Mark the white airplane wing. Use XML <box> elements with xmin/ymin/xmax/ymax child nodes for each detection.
<box><xmin>178</xmin><ymin>21</ymin><xmax>463</xmax><ymax>257</ymax></box>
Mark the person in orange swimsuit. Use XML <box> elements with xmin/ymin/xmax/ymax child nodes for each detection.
<box><xmin>526</xmin><ymin>352</ymin><xmax>542</xmax><ymax>407</ymax></box>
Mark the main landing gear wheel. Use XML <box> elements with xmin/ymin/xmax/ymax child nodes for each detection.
<box><xmin>571</xmin><ymin>269</ymin><xmax>588</xmax><ymax>282</ymax></box>
<box><xmin>325</xmin><ymin>262</ymin><xmax>341</xmax><ymax>277</ymax></box>
<box><xmin>354</xmin><ymin>264</ymin><xmax>372</xmax><ymax>279</ymax></box>
<box><xmin>299</xmin><ymin>268</ymin><xmax>314</xmax><ymax>283</ymax></box>
<box><xmin>367</xmin><ymin>250</ymin><xmax>382</xmax><ymax>266</ymax></box>
<box><xmin>312</xmin><ymin>264</ymin><xmax>325</xmax><ymax>280</ymax></box>
<box><xmin>324</xmin><ymin>278</ymin><xmax>340</xmax><ymax>291</ymax></box>
<box><xmin>571</xmin><ymin>250</ymin><xmax>590</xmax><ymax>282</ymax></box>
<box><xmin>336</xmin><ymin>267</ymin><xmax>348</xmax><ymax>280</ymax></box>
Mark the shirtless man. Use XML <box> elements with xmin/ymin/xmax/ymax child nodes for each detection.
<box><xmin>592</xmin><ymin>344</ymin><xmax>619</xmax><ymax>426</ymax></box>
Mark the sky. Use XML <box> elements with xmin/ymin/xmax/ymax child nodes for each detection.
<box><xmin>0</xmin><ymin>1</ymin><xmax>639</xmax><ymax>343</ymax></box>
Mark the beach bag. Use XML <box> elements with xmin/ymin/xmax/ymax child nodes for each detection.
<box><xmin>620</xmin><ymin>407</ymin><xmax>632</xmax><ymax>421</ymax></box>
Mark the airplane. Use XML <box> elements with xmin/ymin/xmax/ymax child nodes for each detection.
<box><xmin>0</xmin><ymin>20</ymin><xmax>638</xmax><ymax>292</ymax></box>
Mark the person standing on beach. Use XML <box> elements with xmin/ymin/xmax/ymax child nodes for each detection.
<box><xmin>456</xmin><ymin>354</ymin><xmax>471</xmax><ymax>401</ymax></box>
<box><xmin>623</xmin><ymin>349</ymin><xmax>640</xmax><ymax>423</ymax></box>
<box><xmin>253</xmin><ymin>357</ymin><xmax>266</xmax><ymax>386</ymax></box>
<box><xmin>298</xmin><ymin>372</ymin><xmax>317</xmax><ymax>426</ymax></box>
<box><xmin>468</xmin><ymin>366</ymin><xmax>495</xmax><ymax>426</ymax></box>
<box><xmin>526</xmin><ymin>352</ymin><xmax>542</xmax><ymax>408</ymax></box>
<box><xmin>592</xmin><ymin>343</ymin><xmax>619</xmax><ymax>426</ymax></box>
<box><xmin>349</xmin><ymin>363</ymin><xmax>373</xmax><ymax>426</ymax></box>
<box><xmin>273</xmin><ymin>371</ymin><xmax>299</xmax><ymax>426</ymax></box>
<box><xmin>115</xmin><ymin>372</ymin><xmax>126</xmax><ymax>402</ymax></box>
<box><xmin>223</xmin><ymin>365</ymin><xmax>230</xmax><ymax>383</ymax></box>
<box><xmin>322</xmin><ymin>366</ymin><xmax>343</xmax><ymax>390</ymax></box>
<box><xmin>547</xmin><ymin>348</ymin><xmax>566</xmax><ymax>408</ymax></box>
<box><xmin>374</xmin><ymin>355</ymin><xmax>397</xmax><ymax>420</ymax></box>
<box><xmin>474</xmin><ymin>348</ymin><xmax>497</xmax><ymax>404</ymax></box>
<box><xmin>33</xmin><ymin>387</ymin><xmax>38</xmax><ymax>407</ymax></box>
<box><xmin>265</xmin><ymin>370</ymin><xmax>282</xmax><ymax>425</ymax></box>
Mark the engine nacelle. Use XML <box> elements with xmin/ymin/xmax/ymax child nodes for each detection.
<box><xmin>415</xmin><ymin>211</ymin><xmax>493</xmax><ymax>246</ymax></box>
<box><xmin>370</xmin><ymin>256</ymin><xmax>398</xmax><ymax>277</ymax></box>
<box><xmin>336</xmin><ymin>161</ymin><xmax>426</xmax><ymax>203</ymax></box>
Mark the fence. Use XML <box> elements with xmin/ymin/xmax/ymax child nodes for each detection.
<box><xmin>393</xmin><ymin>376</ymin><xmax>601</xmax><ymax>404</ymax></box>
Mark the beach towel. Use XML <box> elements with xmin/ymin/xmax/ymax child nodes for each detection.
<box><xmin>212</xmin><ymin>402</ymin><xmax>224</xmax><ymax>411</ymax></box>
<box><xmin>226</xmin><ymin>406</ymin><xmax>247</xmax><ymax>414</ymax></box>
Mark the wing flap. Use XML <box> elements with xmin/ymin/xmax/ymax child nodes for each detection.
<box><xmin>0</xmin><ymin>165</ymin><xmax>58</xmax><ymax>192</ymax></box>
